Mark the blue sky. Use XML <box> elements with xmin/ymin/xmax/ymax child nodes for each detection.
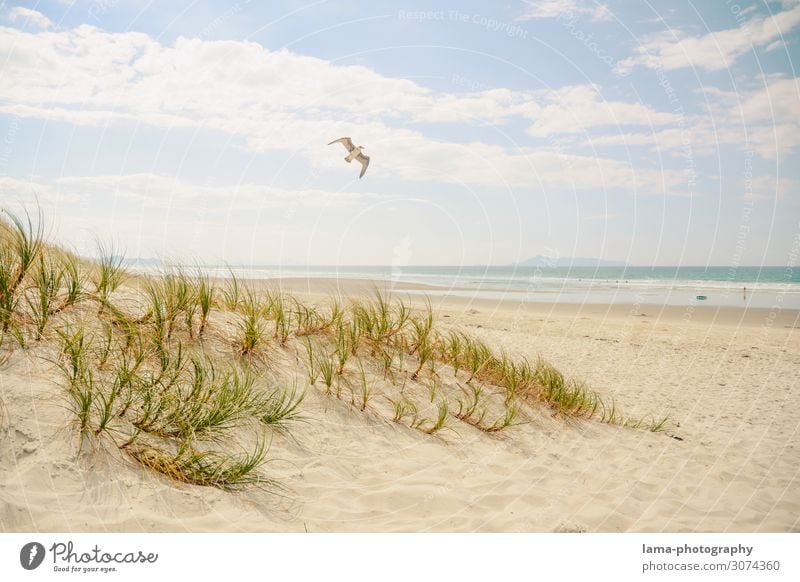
<box><xmin>0</xmin><ymin>0</ymin><xmax>798</xmax><ymax>266</ymax></box>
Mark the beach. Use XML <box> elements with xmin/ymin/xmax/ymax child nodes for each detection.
<box><xmin>1</xmin><ymin>276</ymin><xmax>798</xmax><ymax>533</ymax></box>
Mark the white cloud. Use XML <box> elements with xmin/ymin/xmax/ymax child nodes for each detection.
<box><xmin>7</xmin><ymin>7</ymin><xmax>53</xmax><ymax>29</ymax></box>
<box><xmin>747</xmin><ymin>175</ymin><xmax>799</xmax><ymax>201</ymax></box>
<box><xmin>0</xmin><ymin>23</ymin><xmax>687</xmax><ymax>193</ymax></box>
<box><xmin>60</xmin><ymin>173</ymin><xmax>375</xmax><ymax>208</ymax></box>
<box><xmin>525</xmin><ymin>85</ymin><xmax>676</xmax><ymax>137</ymax></box>
<box><xmin>711</xmin><ymin>77</ymin><xmax>800</xmax><ymax>159</ymax></box>
<box><xmin>1</xmin><ymin>173</ymin><xmax>376</xmax><ymax>211</ymax></box>
<box><xmin>617</xmin><ymin>4</ymin><xmax>800</xmax><ymax>73</ymax></box>
<box><xmin>0</xmin><ymin>173</ymin><xmax>388</xmax><ymax>261</ymax></box>
<box><xmin>583</xmin><ymin>77</ymin><xmax>800</xmax><ymax>160</ymax></box>
<box><xmin>0</xmin><ymin>24</ymin><xmax>646</xmax><ymax>133</ymax></box>
<box><xmin>518</xmin><ymin>0</ymin><xmax>611</xmax><ymax>21</ymax></box>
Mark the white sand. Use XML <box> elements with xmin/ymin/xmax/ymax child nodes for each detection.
<box><xmin>1</xmin><ymin>280</ymin><xmax>798</xmax><ymax>532</ymax></box>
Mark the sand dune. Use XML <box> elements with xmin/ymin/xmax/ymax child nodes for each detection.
<box><xmin>1</xmin><ymin>278</ymin><xmax>798</xmax><ymax>533</ymax></box>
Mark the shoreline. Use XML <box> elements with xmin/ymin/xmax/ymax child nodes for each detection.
<box><xmin>234</xmin><ymin>276</ymin><xmax>800</xmax><ymax>329</ymax></box>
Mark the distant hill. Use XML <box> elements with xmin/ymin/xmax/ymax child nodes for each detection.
<box><xmin>513</xmin><ymin>256</ymin><xmax>629</xmax><ymax>268</ymax></box>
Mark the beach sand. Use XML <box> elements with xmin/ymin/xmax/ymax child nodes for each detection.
<box><xmin>1</xmin><ymin>277</ymin><xmax>798</xmax><ymax>532</ymax></box>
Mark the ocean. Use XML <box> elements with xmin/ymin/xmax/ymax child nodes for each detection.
<box><xmin>190</xmin><ymin>265</ymin><xmax>800</xmax><ymax>310</ymax></box>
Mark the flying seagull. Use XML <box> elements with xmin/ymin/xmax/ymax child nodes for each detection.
<box><xmin>328</xmin><ymin>137</ymin><xmax>370</xmax><ymax>179</ymax></box>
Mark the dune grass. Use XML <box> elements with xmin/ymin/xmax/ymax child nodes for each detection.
<box><xmin>54</xmin><ymin>323</ymin><xmax>298</xmax><ymax>489</ymax></box>
<box><xmin>236</xmin><ymin>288</ymin><xmax>266</xmax><ymax>356</ymax></box>
<box><xmin>1</xmin><ymin>207</ymin><xmax>672</xmax><ymax>495</ymax></box>
<box><xmin>28</xmin><ymin>255</ymin><xmax>63</xmax><ymax>340</ymax></box>
<box><xmin>56</xmin><ymin>252</ymin><xmax>85</xmax><ymax>312</ymax></box>
<box><xmin>193</xmin><ymin>268</ymin><xmax>214</xmax><ymax>338</ymax></box>
<box><xmin>260</xmin><ymin>384</ymin><xmax>305</xmax><ymax>432</ymax></box>
<box><xmin>352</xmin><ymin>360</ymin><xmax>372</xmax><ymax>411</ymax></box>
<box><xmin>125</xmin><ymin>439</ymin><xmax>271</xmax><ymax>491</ymax></box>
<box><xmin>93</xmin><ymin>241</ymin><xmax>126</xmax><ymax>309</ymax></box>
<box><xmin>454</xmin><ymin>383</ymin><xmax>521</xmax><ymax>433</ymax></box>
<box><xmin>222</xmin><ymin>267</ymin><xmax>241</xmax><ymax>310</ymax></box>
<box><xmin>1</xmin><ymin>209</ymin><xmax>45</xmax><ymax>336</ymax></box>
<box><xmin>317</xmin><ymin>350</ymin><xmax>337</xmax><ymax>394</ymax></box>
<box><xmin>421</xmin><ymin>400</ymin><xmax>449</xmax><ymax>435</ymax></box>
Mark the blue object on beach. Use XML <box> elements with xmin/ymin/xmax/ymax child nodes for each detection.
<box><xmin>696</xmin><ymin>295</ymin><xmax>707</xmax><ymax>300</ymax></box>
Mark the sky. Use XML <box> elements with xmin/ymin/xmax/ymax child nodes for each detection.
<box><xmin>0</xmin><ymin>0</ymin><xmax>798</xmax><ymax>267</ymax></box>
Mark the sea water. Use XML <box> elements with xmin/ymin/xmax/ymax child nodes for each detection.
<box><xmin>191</xmin><ymin>265</ymin><xmax>800</xmax><ymax>309</ymax></box>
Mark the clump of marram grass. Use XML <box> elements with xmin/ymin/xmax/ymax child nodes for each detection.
<box><xmin>1</xmin><ymin>209</ymin><xmax>44</xmax><ymax>285</ymax></box>
<box><xmin>140</xmin><ymin>267</ymin><xmax>198</xmax><ymax>344</ymax></box>
<box><xmin>407</xmin><ymin>305</ymin><xmax>435</xmax><ymax>381</ymax></box>
<box><xmin>350</xmin><ymin>360</ymin><xmax>372</xmax><ymax>411</ymax></box>
<box><xmin>333</xmin><ymin>320</ymin><xmax>352</xmax><ymax>374</ymax></box>
<box><xmin>164</xmin><ymin>268</ymin><xmax>196</xmax><ymax>338</ymax></box>
<box><xmin>259</xmin><ymin>383</ymin><xmax>305</xmax><ymax>432</ymax></box>
<box><xmin>56</xmin><ymin>328</ymin><xmax>95</xmax><ymax>436</ymax></box>
<box><xmin>1</xmin><ymin>209</ymin><xmax>45</xmax><ymax>335</ymax></box>
<box><xmin>27</xmin><ymin>254</ymin><xmax>63</xmax><ymax>340</ymax></box>
<box><xmin>441</xmin><ymin>330</ymin><xmax>466</xmax><ymax>375</ymax></box>
<box><xmin>455</xmin><ymin>383</ymin><xmax>485</xmax><ymax>421</ymax></box>
<box><xmin>530</xmin><ymin>359</ymin><xmax>601</xmax><ymax>418</ymax></box>
<box><xmin>316</xmin><ymin>350</ymin><xmax>337</xmax><ymax>395</ymax></box>
<box><xmin>326</xmin><ymin>298</ymin><xmax>345</xmax><ymax>330</ymax></box>
<box><xmin>125</xmin><ymin>439</ymin><xmax>272</xmax><ymax>491</ymax></box>
<box><xmin>0</xmin><ymin>212</ymin><xmax>91</xmax><ymax>347</ymax></box>
<box><xmin>55</xmin><ymin>251</ymin><xmax>85</xmax><ymax>312</ymax></box>
<box><xmin>236</xmin><ymin>289</ymin><xmax>266</xmax><ymax>356</ymax></box>
<box><xmin>351</xmin><ymin>291</ymin><xmax>410</xmax><ymax>349</ymax></box>
<box><xmin>391</xmin><ymin>396</ymin><xmax>417</xmax><ymax>424</ymax></box>
<box><xmin>54</xmin><ymin>328</ymin><xmax>293</xmax><ymax>490</ymax></box>
<box><xmin>264</xmin><ymin>291</ymin><xmax>293</xmax><ymax>346</ymax></box>
<box><xmin>93</xmin><ymin>241</ymin><xmax>126</xmax><ymax>309</ymax></box>
<box><xmin>303</xmin><ymin>338</ymin><xmax>320</xmax><ymax>385</ymax></box>
<box><xmin>141</xmin><ymin>280</ymin><xmax>169</xmax><ymax>352</ymax></box>
<box><xmin>389</xmin><ymin>395</ymin><xmax>450</xmax><ymax>435</ymax></box>
<box><xmin>193</xmin><ymin>267</ymin><xmax>214</xmax><ymax>337</ymax></box>
<box><xmin>221</xmin><ymin>266</ymin><xmax>241</xmax><ymax>311</ymax></box>
<box><xmin>454</xmin><ymin>384</ymin><xmax>519</xmax><ymax>433</ymax></box>
<box><xmin>301</xmin><ymin>330</ymin><xmax>338</xmax><ymax>394</ymax></box>
<box><xmin>56</xmin><ymin>327</ymin><xmax>91</xmax><ymax>389</ymax></box>
<box><xmin>160</xmin><ymin>359</ymin><xmax>266</xmax><ymax>439</ymax></box>
<box><xmin>462</xmin><ymin>337</ymin><xmax>494</xmax><ymax>383</ymax></box>
<box><xmin>377</xmin><ymin>344</ymin><xmax>398</xmax><ymax>381</ymax></box>
<box><xmin>0</xmin><ymin>247</ymin><xmax>20</xmax><ymax>334</ymax></box>
<box><xmin>292</xmin><ymin>297</ymin><xmax>327</xmax><ymax>336</ymax></box>
<box><xmin>419</xmin><ymin>400</ymin><xmax>449</xmax><ymax>435</ymax></box>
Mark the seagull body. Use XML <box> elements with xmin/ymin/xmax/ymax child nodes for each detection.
<box><xmin>328</xmin><ymin>137</ymin><xmax>370</xmax><ymax>178</ymax></box>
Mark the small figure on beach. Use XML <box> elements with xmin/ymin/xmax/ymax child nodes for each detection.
<box><xmin>329</xmin><ymin>137</ymin><xmax>370</xmax><ymax>179</ymax></box>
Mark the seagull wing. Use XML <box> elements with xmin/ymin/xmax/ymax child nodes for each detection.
<box><xmin>355</xmin><ymin>153</ymin><xmax>370</xmax><ymax>179</ymax></box>
<box><xmin>328</xmin><ymin>137</ymin><xmax>355</xmax><ymax>152</ymax></box>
